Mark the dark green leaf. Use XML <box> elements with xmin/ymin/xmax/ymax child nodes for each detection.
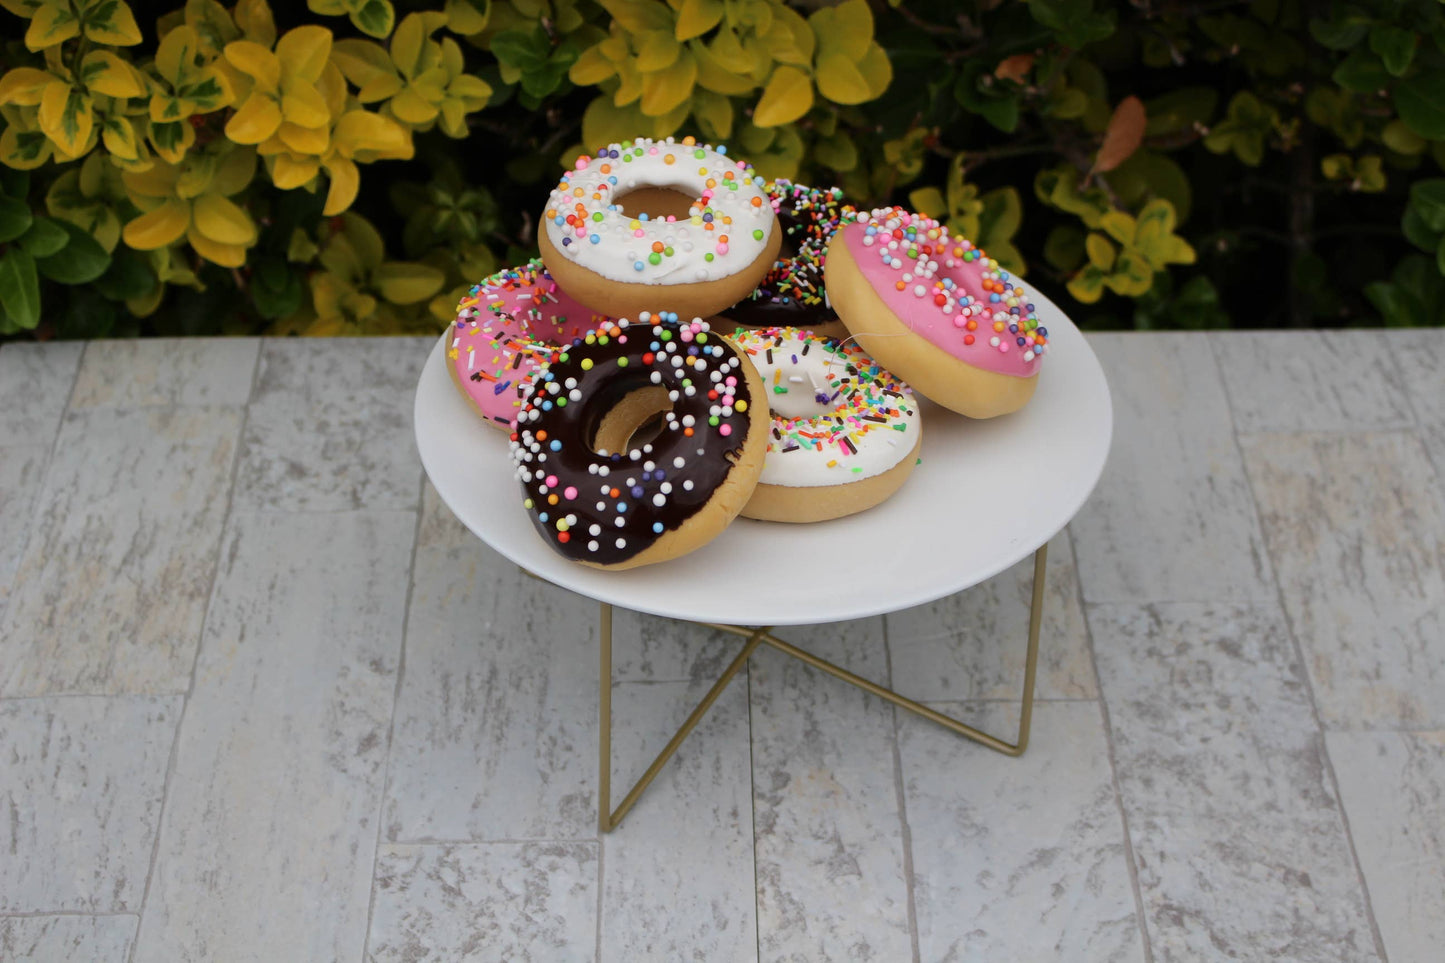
<box><xmin>1402</xmin><ymin>202</ymin><xmax>1442</xmax><ymax>252</ymax></box>
<box><xmin>491</xmin><ymin>29</ymin><xmax>547</xmax><ymax>71</ymax></box>
<box><xmin>1370</xmin><ymin>24</ymin><xmax>1417</xmax><ymax>76</ymax></box>
<box><xmin>1309</xmin><ymin>10</ymin><xmax>1371</xmax><ymax>50</ymax></box>
<box><xmin>90</xmin><ymin>244</ymin><xmax>153</xmax><ymax>297</ymax></box>
<box><xmin>54</xmin><ymin>288</ymin><xmax>119</xmax><ymax>339</ymax></box>
<box><xmin>1333</xmin><ymin>49</ymin><xmax>1390</xmax><ymax>92</ymax></box>
<box><xmin>0</xmin><ymin>195</ymin><xmax>34</xmax><ymax>243</ymax></box>
<box><xmin>0</xmin><ymin>168</ymin><xmax>29</xmax><ymax>199</ymax></box>
<box><xmin>251</xmin><ymin>255</ymin><xmax>303</xmax><ymax>319</ymax></box>
<box><xmin>1027</xmin><ymin>0</ymin><xmax>1117</xmax><ymax>48</ymax></box>
<box><xmin>17</xmin><ymin>215</ymin><xmax>69</xmax><ymax>257</ymax></box>
<box><xmin>1409</xmin><ymin>179</ymin><xmax>1445</xmax><ymax>231</ymax></box>
<box><xmin>35</xmin><ymin>221</ymin><xmax>110</xmax><ymax>284</ymax></box>
<box><xmin>0</xmin><ymin>248</ymin><xmax>41</xmax><ymax>330</ymax></box>
<box><xmin>1395</xmin><ymin>71</ymin><xmax>1445</xmax><ymax>139</ymax></box>
<box><xmin>1364</xmin><ymin>280</ymin><xmax>1425</xmax><ymax>326</ymax></box>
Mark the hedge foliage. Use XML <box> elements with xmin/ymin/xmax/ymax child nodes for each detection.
<box><xmin>0</xmin><ymin>0</ymin><xmax>1442</xmax><ymax>339</ymax></box>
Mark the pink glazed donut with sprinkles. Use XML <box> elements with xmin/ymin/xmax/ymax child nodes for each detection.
<box><xmin>825</xmin><ymin>206</ymin><xmax>1049</xmax><ymax>418</ymax></box>
<box><xmin>447</xmin><ymin>259</ymin><xmax>614</xmax><ymax>429</ymax></box>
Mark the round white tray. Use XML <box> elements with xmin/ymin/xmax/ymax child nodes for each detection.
<box><xmin>415</xmin><ymin>292</ymin><xmax>1112</xmax><ymax>626</ymax></box>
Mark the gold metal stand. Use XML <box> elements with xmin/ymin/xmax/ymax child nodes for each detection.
<box><xmin>597</xmin><ymin>544</ymin><xmax>1048</xmax><ymax>833</ymax></box>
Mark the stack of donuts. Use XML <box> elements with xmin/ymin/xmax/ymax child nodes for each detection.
<box><xmin>445</xmin><ymin>136</ymin><xmax>1050</xmax><ymax>570</ymax></box>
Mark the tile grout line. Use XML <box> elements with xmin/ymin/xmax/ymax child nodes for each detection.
<box><xmin>745</xmin><ymin>659</ymin><xmax>762</xmax><ymax>963</ymax></box>
<box><xmin>0</xmin><ymin>910</ymin><xmax>140</xmax><ymax>919</ymax></box>
<box><xmin>0</xmin><ymin>342</ymin><xmax>87</xmax><ymax>649</ymax></box>
<box><xmin>359</xmin><ymin>472</ymin><xmax>427</xmax><ymax>963</ymax></box>
<box><xmin>1070</xmin><ymin>527</ymin><xmax>1154</xmax><ymax>963</ymax></box>
<box><xmin>125</xmin><ymin>341</ymin><xmax>265</xmax><ymax>963</ymax></box>
<box><xmin>1208</xmin><ymin>334</ymin><xmax>1391</xmax><ymax>963</ymax></box>
<box><xmin>882</xmin><ymin>614</ymin><xmax>923</xmax><ymax>963</ymax></box>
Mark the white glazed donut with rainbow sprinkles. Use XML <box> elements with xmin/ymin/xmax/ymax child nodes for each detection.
<box><xmin>537</xmin><ymin>137</ymin><xmax>782</xmax><ymax>322</ymax></box>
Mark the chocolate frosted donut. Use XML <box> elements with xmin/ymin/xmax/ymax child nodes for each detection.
<box><xmin>509</xmin><ymin>313</ymin><xmax>767</xmax><ymax>569</ymax></box>
<box><xmin>725</xmin><ymin>181</ymin><xmax>854</xmax><ymax>336</ymax></box>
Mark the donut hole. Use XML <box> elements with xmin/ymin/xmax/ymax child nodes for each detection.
<box><xmin>614</xmin><ymin>186</ymin><xmax>699</xmax><ymax>222</ymax></box>
<box><xmin>591</xmin><ymin>384</ymin><xmax>673</xmax><ymax>457</ymax></box>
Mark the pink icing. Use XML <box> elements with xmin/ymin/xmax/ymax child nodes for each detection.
<box><xmin>839</xmin><ymin>208</ymin><xmax>1048</xmax><ymax>378</ymax></box>
<box><xmin>448</xmin><ymin>259</ymin><xmax>612</xmax><ymax>426</ymax></box>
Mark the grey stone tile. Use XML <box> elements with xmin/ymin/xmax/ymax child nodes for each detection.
<box><xmin>1241</xmin><ymin>431</ymin><xmax>1445</xmax><ymax>728</ymax></box>
<box><xmin>1131</xmin><ymin>810</ymin><xmax>1379</xmax><ymax>962</ymax></box>
<box><xmin>887</xmin><ymin>532</ymin><xmax>1095</xmax><ymax>702</ymax></box>
<box><xmin>601</xmin><ymin>676</ymin><xmax>756</xmax><ymax>963</ymax></box>
<box><xmin>0</xmin><ymin>406</ymin><xmax>242</xmax><ymax>696</ymax></box>
<box><xmin>1212</xmin><ymin>331</ymin><xmax>1415</xmax><ymax>433</ymax></box>
<box><xmin>898</xmin><ymin>701</ymin><xmax>1143</xmax><ymax>962</ymax></box>
<box><xmin>1420</xmin><ymin>421</ymin><xmax>1445</xmax><ymax>492</ymax></box>
<box><xmin>1387</xmin><ymin>329</ymin><xmax>1445</xmax><ymax>424</ymax></box>
<box><xmin>0</xmin><ymin>916</ymin><xmax>137</xmax><ymax>962</ymax></box>
<box><xmin>0</xmin><ymin>444</ymin><xmax>47</xmax><ymax>607</ymax></box>
<box><xmin>368</xmin><ymin>842</ymin><xmax>599</xmax><ymax>963</ymax></box>
<box><xmin>1088</xmin><ymin>603</ymin><xmax>1378</xmax><ymax>962</ymax></box>
<box><xmin>1329</xmin><ymin>729</ymin><xmax>1445</xmax><ymax>962</ymax></box>
<box><xmin>611</xmin><ymin>608</ymin><xmax>742</xmax><ymax>684</ymax></box>
<box><xmin>0</xmin><ymin>696</ymin><xmax>179</xmax><ymax>912</ymax></box>
<box><xmin>69</xmin><ymin>338</ymin><xmax>258</xmax><ymax>409</ymax></box>
<box><xmin>748</xmin><ymin>619</ymin><xmax>912</xmax><ymax>963</ymax></box>
<box><xmin>233</xmin><ymin>338</ymin><xmax>429</xmax><ymax>512</ymax></box>
<box><xmin>384</xmin><ymin>485</ymin><xmax>597</xmax><ymax>843</ymax></box>
<box><xmin>1089</xmin><ymin>602</ymin><xmax>1333</xmax><ymax>818</ymax></box>
<box><xmin>0</xmin><ymin>341</ymin><xmax>82</xmax><ymax>446</ymax></box>
<box><xmin>1072</xmin><ymin>333</ymin><xmax>1274</xmax><ymax>604</ymax></box>
<box><xmin>131</xmin><ymin>510</ymin><xmax>415</xmax><ymax>963</ymax></box>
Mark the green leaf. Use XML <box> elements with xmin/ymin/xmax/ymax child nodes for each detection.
<box><xmin>1309</xmin><ymin>11</ymin><xmax>1371</xmax><ymax>50</ymax></box>
<box><xmin>35</xmin><ymin>220</ymin><xmax>110</xmax><ymax>283</ymax></box>
<box><xmin>1409</xmin><ymin>179</ymin><xmax>1445</xmax><ymax>231</ymax></box>
<box><xmin>1085</xmin><ymin>232</ymin><xmax>1115</xmax><ymax>270</ymax></box>
<box><xmin>1437</xmin><ymin>235</ymin><xmax>1445</xmax><ymax>280</ymax></box>
<box><xmin>1395</xmin><ymin>71</ymin><xmax>1445</xmax><ymax>140</ymax></box>
<box><xmin>1402</xmin><ymin>203</ymin><xmax>1441</xmax><ymax>253</ymax></box>
<box><xmin>0</xmin><ymin>248</ymin><xmax>40</xmax><ymax>329</ymax></box>
<box><xmin>351</xmin><ymin>0</ymin><xmax>394</xmax><ymax>38</ymax></box>
<box><xmin>1364</xmin><ymin>280</ymin><xmax>1425</xmax><ymax>326</ymax></box>
<box><xmin>1370</xmin><ymin>24</ymin><xmax>1416</xmax><ymax>77</ymax></box>
<box><xmin>1332</xmin><ymin>49</ymin><xmax>1390</xmax><ymax>93</ymax></box>
<box><xmin>251</xmin><ymin>255</ymin><xmax>303</xmax><ymax>318</ymax></box>
<box><xmin>1043</xmin><ymin>225</ymin><xmax>1085</xmax><ymax>273</ymax></box>
<box><xmin>0</xmin><ymin>168</ymin><xmax>31</xmax><ymax>199</ymax></box>
<box><xmin>1027</xmin><ymin>0</ymin><xmax>1117</xmax><ymax>48</ymax></box>
<box><xmin>91</xmin><ymin>245</ymin><xmax>155</xmax><ymax>298</ymax></box>
<box><xmin>491</xmin><ymin>28</ymin><xmax>547</xmax><ymax>71</ymax></box>
<box><xmin>0</xmin><ymin>195</ymin><xmax>34</xmax><ymax>242</ymax></box>
<box><xmin>17</xmin><ymin>215</ymin><xmax>68</xmax><ymax>257</ymax></box>
<box><xmin>1143</xmin><ymin>87</ymin><xmax>1216</xmax><ymax>137</ymax></box>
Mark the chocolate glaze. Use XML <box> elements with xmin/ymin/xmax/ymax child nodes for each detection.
<box><xmin>510</xmin><ymin>320</ymin><xmax>753</xmax><ymax>565</ymax></box>
<box><xmin>727</xmin><ymin>183</ymin><xmax>854</xmax><ymax>330</ymax></box>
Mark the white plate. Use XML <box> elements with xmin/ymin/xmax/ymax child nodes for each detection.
<box><xmin>415</xmin><ymin>289</ymin><xmax>1112</xmax><ymax>626</ymax></box>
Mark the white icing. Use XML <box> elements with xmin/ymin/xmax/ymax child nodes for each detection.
<box><xmin>732</xmin><ymin>328</ymin><xmax>920</xmax><ymax>488</ymax></box>
<box><xmin>544</xmin><ymin>137</ymin><xmax>774</xmax><ymax>286</ymax></box>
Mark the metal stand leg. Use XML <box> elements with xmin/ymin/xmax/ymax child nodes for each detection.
<box><xmin>597</xmin><ymin>544</ymin><xmax>1048</xmax><ymax>832</ymax></box>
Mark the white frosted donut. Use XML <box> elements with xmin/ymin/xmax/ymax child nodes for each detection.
<box><xmin>538</xmin><ymin>137</ymin><xmax>781</xmax><ymax>320</ymax></box>
<box><xmin>732</xmin><ymin>326</ymin><xmax>921</xmax><ymax>523</ymax></box>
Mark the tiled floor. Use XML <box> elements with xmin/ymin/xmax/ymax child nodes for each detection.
<box><xmin>0</xmin><ymin>332</ymin><xmax>1441</xmax><ymax>962</ymax></box>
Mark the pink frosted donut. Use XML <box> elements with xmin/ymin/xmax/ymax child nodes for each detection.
<box><xmin>448</xmin><ymin>259</ymin><xmax>613</xmax><ymax>428</ymax></box>
<box><xmin>825</xmin><ymin>206</ymin><xmax>1050</xmax><ymax>418</ymax></box>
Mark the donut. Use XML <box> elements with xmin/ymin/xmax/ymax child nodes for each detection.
<box><xmin>825</xmin><ymin>206</ymin><xmax>1050</xmax><ymax>418</ymax></box>
<box><xmin>508</xmin><ymin>313</ymin><xmax>768</xmax><ymax>570</ymax></box>
<box><xmin>732</xmin><ymin>327</ymin><xmax>921</xmax><ymax>523</ymax></box>
<box><xmin>723</xmin><ymin>180</ymin><xmax>854</xmax><ymax>339</ymax></box>
<box><xmin>447</xmin><ymin>259</ymin><xmax>612</xmax><ymax>429</ymax></box>
<box><xmin>537</xmin><ymin>136</ymin><xmax>782</xmax><ymax>321</ymax></box>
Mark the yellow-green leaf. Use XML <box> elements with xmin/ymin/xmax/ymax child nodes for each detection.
<box><xmin>351</xmin><ymin>0</ymin><xmax>393</xmax><ymax>39</ymax></box>
<box><xmin>156</xmin><ymin>25</ymin><xmax>198</xmax><ymax>88</ymax></box>
<box><xmin>81</xmin><ymin>51</ymin><xmax>143</xmax><ymax>98</ymax></box>
<box><xmin>752</xmin><ymin>65</ymin><xmax>812</xmax><ymax>128</ymax></box>
<box><xmin>570</xmin><ymin>46</ymin><xmax>616</xmax><ymax>86</ymax></box>
<box><xmin>635</xmin><ymin>29</ymin><xmax>680</xmax><ymax>72</ymax></box>
<box><xmin>25</xmin><ymin>1</ymin><xmax>79</xmax><ymax>51</ymax></box>
<box><xmin>856</xmin><ymin>42</ymin><xmax>891</xmax><ymax>99</ymax></box>
<box><xmin>1099</xmin><ymin>210</ymin><xmax>1135</xmax><ymax>246</ymax></box>
<box><xmin>389</xmin><ymin>86</ymin><xmax>438</xmax><ymax>124</ymax></box>
<box><xmin>211</xmin><ymin>146</ymin><xmax>256</xmax><ymax>195</ymax></box>
<box><xmin>225</xmin><ymin>40</ymin><xmax>282</xmax><ymax>91</ymax></box>
<box><xmin>908</xmin><ymin>186</ymin><xmax>946</xmax><ymax>218</ymax></box>
<box><xmin>443</xmin><ymin>0</ymin><xmax>487</xmax><ymax>35</ymax></box>
<box><xmin>690</xmin><ymin>87</ymin><xmax>732</xmax><ymax>140</ymax></box>
<box><xmin>175</xmin><ymin>153</ymin><xmax>218</xmax><ymax>198</ymax></box>
<box><xmin>0</xmin><ymin>124</ymin><xmax>54</xmax><ymax>169</ymax></box>
<box><xmin>148</xmin><ymin>119</ymin><xmax>195</xmax><ymax>163</ymax></box>
<box><xmin>226</xmin><ymin>92</ymin><xmax>283</xmax><ymax>143</ymax></box>
<box><xmin>192</xmin><ymin>191</ymin><xmax>256</xmax><ymax>244</ymax></box>
<box><xmin>81</xmin><ymin>0</ymin><xmax>143</xmax><ymax>45</ymax></box>
<box><xmin>234</xmin><ymin>0</ymin><xmax>276</xmax><ymax>46</ymax></box>
<box><xmin>269</xmin><ymin>152</ymin><xmax>319</xmax><ymax>188</ymax></box>
<box><xmin>280</xmin><ymin>85</ymin><xmax>330</xmax><ymax>128</ymax></box>
<box><xmin>689</xmin><ymin>39</ymin><xmax>754</xmax><ymax>96</ymax></box>
<box><xmin>321</xmin><ymin>155</ymin><xmax>359</xmax><ymax>214</ymax></box>
<box><xmin>0</xmin><ymin>69</ymin><xmax>60</xmax><ymax>107</ymax></box>
<box><xmin>674</xmin><ymin>0</ymin><xmax>722</xmax><ymax>41</ymax></box>
<box><xmin>100</xmin><ymin>113</ymin><xmax>141</xmax><ymax>159</ymax></box>
<box><xmin>639</xmin><ymin>50</ymin><xmax>695</xmax><ymax>117</ymax></box>
<box><xmin>1084</xmin><ymin>232</ymin><xmax>1115</xmax><ymax>270</ymax></box>
<box><xmin>1067</xmin><ymin>265</ymin><xmax>1106</xmax><ymax>304</ymax></box>
<box><xmin>390</xmin><ymin>13</ymin><xmax>433</xmax><ymax>80</ymax></box>
<box><xmin>815</xmin><ymin>52</ymin><xmax>871</xmax><ymax>105</ymax></box>
<box><xmin>277</xmin><ymin>25</ymin><xmax>334</xmax><ymax>85</ymax></box>
<box><xmin>38</xmin><ymin>83</ymin><xmax>93</xmax><ymax>157</ymax></box>
<box><xmin>186</xmin><ymin>225</ymin><xmax>248</xmax><ymax>266</ymax></box>
<box><xmin>123</xmin><ymin>200</ymin><xmax>190</xmax><ymax>249</ymax></box>
<box><xmin>278</xmin><ymin>120</ymin><xmax>329</xmax><ymax>154</ymax></box>
<box><xmin>374</xmin><ymin>260</ymin><xmax>445</xmax><ymax>303</ymax></box>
